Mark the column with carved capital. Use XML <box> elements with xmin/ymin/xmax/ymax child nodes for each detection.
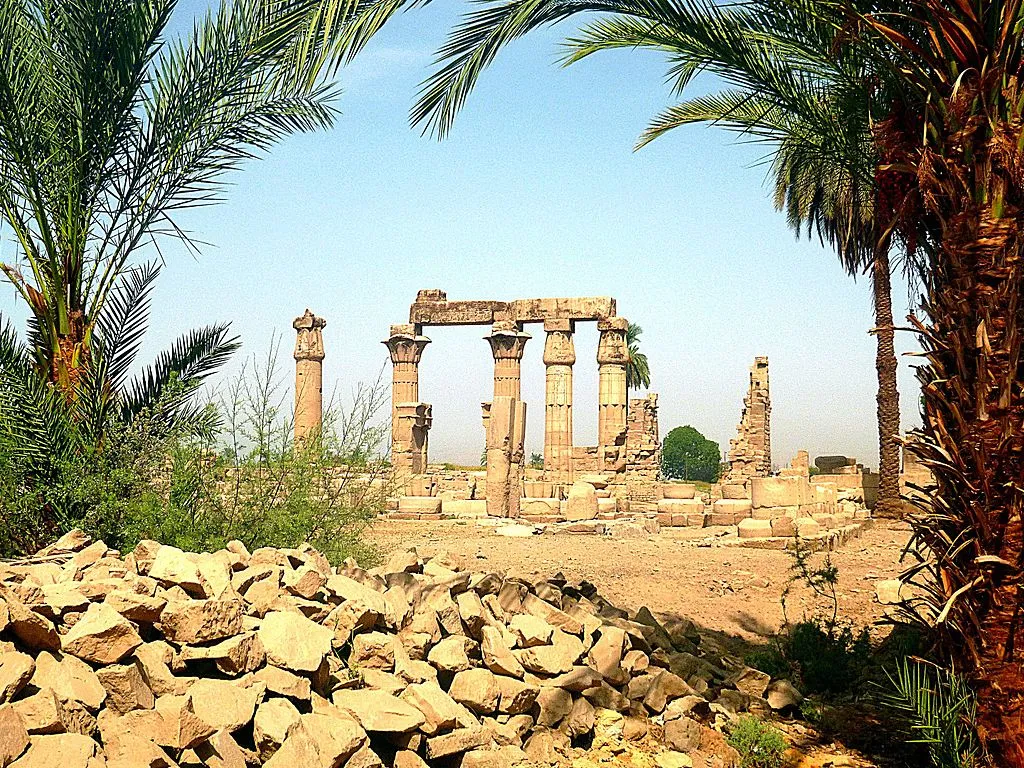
<box><xmin>486</xmin><ymin>321</ymin><xmax>531</xmax><ymax>399</ymax></box>
<box><xmin>383</xmin><ymin>324</ymin><xmax>431</xmax><ymax>474</ymax></box>
<box><xmin>543</xmin><ymin>319</ymin><xmax>575</xmax><ymax>482</ymax></box>
<box><xmin>597</xmin><ymin>317</ymin><xmax>629</xmax><ymax>471</ymax></box>
<box><xmin>293</xmin><ymin>309</ymin><xmax>326</xmax><ymax>447</ymax></box>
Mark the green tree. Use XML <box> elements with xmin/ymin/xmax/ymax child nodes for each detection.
<box><xmin>412</xmin><ymin>0</ymin><xmax>1024</xmax><ymax>756</ymax></box>
<box><xmin>661</xmin><ymin>425</ymin><xmax>720</xmax><ymax>483</ymax></box>
<box><xmin>0</xmin><ymin>0</ymin><xmax>415</xmax><ymax>393</ymax></box>
<box><xmin>625</xmin><ymin>322</ymin><xmax>650</xmax><ymax>392</ymax></box>
<box><xmin>528</xmin><ymin>452</ymin><xmax>543</xmax><ymax>469</ymax></box>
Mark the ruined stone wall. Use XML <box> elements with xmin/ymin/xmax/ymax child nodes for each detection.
<box><xmin>726</xmin><ymin>356</ymin><xmax>771</xmax><ymax>484</ymax></box>
<box><xmin>624</xmin><ymin>394</ymin><xmax>661</xmax><ymax>504</ymax></box>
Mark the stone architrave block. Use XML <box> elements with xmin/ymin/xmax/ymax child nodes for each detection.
<box><xmin>750</xmin><ymin>477</ymin><xmax>803</xmax><ymax>509</ymax></box>
<box><xmin>737</xmin><ymin>518</ymin><xmax>773</xmax><ymax>539</ymax></box>
<box><xmin>441</xmin><ymin>500</ymin><xmax>487</xmax><ymax>519</ymax></box>
<box><xmin>751</xmin><ymin>505</ymin><xmax>798</xmax><ymax>521</ymax></box>
<box><xmin>661</xmin><ymin>484</ymin><xmax>696</xmax><ymax>500</ymax></box>
<box><xmin>521</xmin><ymin>498</ymin><xmax>560</xmax><ymax>517</ymax></box>
<box><xmin>398</xmin><ymin>497</ymin><xmax>442</xmax><ymax>515</ymax></box>
<box><xmin>721</xmin><ymin>484</ymin><xmax>748</xmax><ymax>500</ymax></box>
<box><xmin>657</xmin><ymin>499</ymin><xmax>703</xmax><ymax>516</ymax></box>
<box><xmin>708</xmin><ymin>499</ymin><xmax>751</xmax><ymax>526</ymax></box>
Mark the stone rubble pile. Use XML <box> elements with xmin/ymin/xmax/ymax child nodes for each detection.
<box><xmin>0</xmin><ymin>531</ymin><xmax>802</xmax><ymax>768</ymax></box>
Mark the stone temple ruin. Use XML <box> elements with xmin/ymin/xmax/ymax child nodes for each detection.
<box><xmin>380</xmin><ymin>291</ymin><xmax>662</xmax><ymax>522</ymax></box>
<box><xmin>291</xmin><ymin>298</ymin><xmax>880</xmax><ymax>547</ymax></box>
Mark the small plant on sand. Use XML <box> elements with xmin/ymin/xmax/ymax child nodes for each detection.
<box><xmin>779</xmin><ymin>534</ymin><xmax>871</xmax><ymax>695</ymax></box>
<box><xmin>727</xmin><ymin>716</ymin><xmax>787</xmax><ymax>768</ymax></box>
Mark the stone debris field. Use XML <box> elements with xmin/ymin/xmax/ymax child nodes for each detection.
<box><xmin>0</xmin><ymin>528</ymin><xmax>832</xmax><ymax>768</ymax></box>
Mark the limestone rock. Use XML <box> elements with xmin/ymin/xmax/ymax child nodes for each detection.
<box><xmin>564</xmin><ymin>482</ymin><xmax>598</xmax><ymax>522</ymax></box>
<box><xmin>0</xmin><ymin>652</ymin><xmax>34</xmax><ymax>704</ymax></box>
<box><xmin>449</xmin><ymin>668</ymin><xmax>500</xmax><ymax>715</ymax></box>
<box><xmin>258</xmin><ymin>611</ymin><xmax>333</xmax><ymax>673</ymax></box>
<box><xmin>727</xmin><ymin>666</ymin><xmax>771</xmax><ymax>699</ymax></box>
<box><xmin>765</xmin><ymin>679</ymin><xmax>803</xmax><ymax>711</ymax></box>
<box><xmin>61</xmin><ymin>603</ymin><xmax>142</xmax><ymax>665</ymax></box>
<box><xmin>331</xmin><ymin>689</ymin><xmax>425</xmax><ymax>733</ymax></box>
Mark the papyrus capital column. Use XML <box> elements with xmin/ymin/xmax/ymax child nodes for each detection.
<box><xmin>543</xmin><ymin>319</ymin><xmax>575</xmax><ymax>482</ymax></box>
<box><xmin>293</xmin><ymin>309</ymin><xmax>326</xmax><ymax>447</ymax></box>
<box><xmin>383</xmin><ymin>324</ymin><xmax>432</xmax><ymax>475</ymax></box>
<box><xmin>597</xmin><ymin>316</ymin><xmax>629</xmax><ymax>472</ymax></box>
<box><xmin>486</xmin><ymin>321</ymin><xmax>531</xmax><ymax>399</ymax></box>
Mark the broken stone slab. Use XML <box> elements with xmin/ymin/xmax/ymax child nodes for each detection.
<box><xmin>159</xmin><ymin>597</ymin><xmax>244</xmax><ymax>645</ymax></box>
<box><xmin>765</xmin><ymin>679</ymin><xmax>803</xmax><ymax>711</ymax></box>
<box><xmin>0</xmin><ymin>705</ymin><xmax>29</xmax><ymax>766</ymax></box>
<box><xmin>563</xmin><ymin>482</ymin><xmax>598</xmax><ymax>522</ymax></box>
<box><xmin>480</xmin><ymin>626</ymin><xmax>525</xmax><ymax>679</ymax></box>
<box><xmin>186</xmin><ymin>678</ymin><xmax>264</xmax><ymax>733</ymax></box>
<box><xmin>449</xmin><ymin>668</ymin><xmax>500</xmax><ymax>715</ymax></box>
<box><xmin>30</xmin><ymin>652</ymin><xmax>106</xmax><ymax>712</ymax></box>
<box><xmin>425</xmin><ymin>726</ymin><xmax>492</xmax><ymax>760</ymax></box>
<box><xmin>331</xmin><ymin>689</ymin><xmax>426</xmax><ymax>733</ymax></box>
<box><xmin>258</xmin><ymin>610</ymin><xmax>333</xmax><ymax>673</ymax></box>
<box><xmin>263</xmin><ymin>711</ymin><xmax>366</xmax><ymax>768</ymax></box>
<box><xmin>254</xmin><ymin>697</ymin><xmax>301</xmax><ymax>762</ymax></box>
<box><xmin>0</xmin><ymin>652</ymin><xmax>34</xmax><ymax>704</ymax></box>
<box><xmin>399</xmin><ymin>682</ymin><xmax>476</xmax><ymax>735</ymax></box>
<box><xmin>727</xmin><ymin>666</ymin><xmax>771</xmax><ymax>699</ymax></box>
<box><xmin>6</xmin><ymin>733</ymin><xmax>98</xmax><ymax>768</ymax></box>
<box><xmin>95</xmin><ymin>662</ymin><xmax>154</xmax><ymax>715</ymax></box>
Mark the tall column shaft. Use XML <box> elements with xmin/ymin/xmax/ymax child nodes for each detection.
<box><xmin>293</xmin><ymin>309</ymin><xmax>326</xmax><ymax>447</ymax></box>
<box><xmin>543</xmin><ymin>319</ymin><xmax>575</xmax><ymax>482</ymax></box>
<box><xmin>486</xmin><ymin>321</ymin><xmax>531</xmax><ymax>400</ymax></box>
<box><xmin>383</xmin><ymin>324</ymin><xmax>431</xmax><ymax>473</ymax></box>
<box><xmin>597</xmin><ymin>317</ymin><xmax>629</xmax><ymax>463</ymax></box>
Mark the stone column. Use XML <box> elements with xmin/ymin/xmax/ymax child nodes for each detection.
<box><xmin>485</xmin><ymin>396</ymin><xmax>527</xmax><ymax>518</ymax></box>
<box><xmin>597</xmin><ymin>317</ymin><xmax>629</xmax><ymax>471</ymax></box>
<box><xmin>293</xmin><ymin>309</ymin><xmax>326</xmax><ymax>447</ymax></box>
<box><xmin>486</xmin><ymin>321</ymin><xmax>531</xmax><ymax>399</ymax></box>
<box><xmin>543</xmin><ymin>319</ymin><xmax>575</xmax><ymax>482</ymax></box>
<box><xmin>383</xmin><ymin>324</ymin><xmax>431</xmax><ymax>474</ymax></box>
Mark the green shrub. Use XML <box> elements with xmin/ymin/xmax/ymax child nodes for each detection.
<box><xmin>726</xmin><ymin>716</ymin><xmax>787</xmax><ymax>768</ymax></box>
<box><xmin>744</xmin><ymin>645</ymin><xmax>791</xmax><ymax>680</ymax></box>
<box><xmin>785</xmin><ymin>619</ymin><xmax>871</xmax><ymax>695</ymax></box>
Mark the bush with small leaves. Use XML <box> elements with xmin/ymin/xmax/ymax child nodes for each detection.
<box><xmin>727</xmin><ymin>716</ymin><xmax>787</xmax><ymax>768</ymax></box>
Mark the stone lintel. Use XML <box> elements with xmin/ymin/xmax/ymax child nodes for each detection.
<box><xmin>410</xmin><ymin>292</ymin><xmax>616</xmax><ymax>326</ymax></box>
<box><xmin>543</xmin><ymin>318</ymin><xmax>575</xmax><ymax>333</ymax></box>
<box><xmin>597</xmin><ymin>316</ymin><xmax>628</xmax><ymax>332</ymax></box>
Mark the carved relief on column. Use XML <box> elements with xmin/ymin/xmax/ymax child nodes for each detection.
<box><xmin>485</xmin><ymin>320</ymin><xmax>531</xmax><ymax>399</ymax></box>
<box><xmin>596</xmin><ymin>317</ymin><xmax>629</xmax><ymax>473</ymax></box>
<box><xmin>293</xmin><ymin>309</ymin><xmax>326</xmax><ymax>447</ymax></box>
<box><xmin>383</xmin><ymin>323</ymin><xmax>432</xmax><ymax>476</ymax></box>
<box><xmin>543</xmin><ymin>319</ymin><xmax>575</xmax><ymax>482</ymax></box>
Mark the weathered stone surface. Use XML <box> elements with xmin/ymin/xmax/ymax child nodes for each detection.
<box><xmin>765</xmin><ymin>679</ymin><xmax>803</xmax><ymax>711</ymax></box>
<box><xmin>31</xmin><ymin>652</ymin><xmax>105</xmax><ymax>711</ymax></box>
<box><xmin>5</xmin><ymin>598</ymin><xmax>59</xmax><ymax>651</ymax></box>
<box><xmin>0</xmin><ymin>652</ymin><xmax>34</xmax><ymax>704</ymax></box>
<box><xmin>425</xmin><ymin>726</ymin><xmax>491</xmax><ymax>760</ymax></box>
<box><xmin>264</xmin><ymin>712</ymin><xmax>366</xmax><ymax>768</ymax></box>
<box><xmin>96</xmin><ymin>662</ymin><xmax>154</xmax><ymax>715</ymax></box>
<box><xmin>251</xmin><ymin>666</ymin><xmax>311</xmax><ymax>700</ymax></box>
<box><xmin>399</xmin><ymin>682</ymin><xmax>474</xmax><ymax>735</ymax></box>
<box><xmin>259</xmin><ymin>611</ymin><xmax>333</xmax><ymax>673</ymax></box>
<box><xmin>426</xmin><ymin>635</ymin><xmax>470</xmax><ymax>673</ymax></box>
<box><xmin>494</xmin><ymin>675</ymin><xmax>538</xmax><ymax>715</ymax></box>
<box><xmin>350</xmin><ymin>631</ymin><xmax>396</xmax><ymax>671</ymax></box>
<box><xmin>60</xmin><ymin>603</ymin><xmax>142</xmax><ymax>665</ymax></box>
<box><xmin>0</xmin><ymin>705</ymin><xmax>29</xmax><ymax>766</ymax></box>
<box><xmin>508</xmin><ymin>614</ymin><xmax>553</xmax><ymax>647</ymax></box>
<box><xmin>254</xmin><ymin>697</ymin><xmax>301</xmax><ymax>761</ymax></box>
<box><xmin>449</xmin><ymin>668</ymin><xmax>500</xmax><ymax>714</ymax></box>
<box><xmin>160</xmin><ymin>598</ymin><xmax>244</xmax><ymax>645</ymax></box>
<box><xmin>7</xmin><ymin>733</ymin><xmax>97</xmax><ymax>768</ymax></box>
<box><xmin>331</xmin><ymin>689</ymin><xmax>425</xmax><ymax>733</ymax></box>
<box><xmin>727</xmin><ymin>666</ymin><xmax>771</xmax><ymax>699</ymax></box>
<box><xmin>187</xmin><ymin>678</ymin><xmax>263</xmax><ymax>732</ymax></box>
<box><xmin>563</xmin><ymin>482</ymin><xmax>598</xmax><ymax>522</ymax></box>
<box><xmin>480</xmin><ymin>626</ymin><xmax>525</xmax><ymax>678</ymax></box>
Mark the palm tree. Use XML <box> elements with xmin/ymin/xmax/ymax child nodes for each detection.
<box><xmin>411</xmin><ymin>0</ymin><xmax>903</xmax><ymax>516</ymax></box>
<box><xmin>0</xmin><ymin>0</ymin><xmax>418</xmax><ymax>394</ymax></box>
<box><xmin>625</xmin><ymin>322</ymin><xmax>650</xmax><ymax>391</ymax></box>
<box><xmin>413</xmin><ymin>1</ymin><xmax>1024</xmax><ymax>758</ymax></box>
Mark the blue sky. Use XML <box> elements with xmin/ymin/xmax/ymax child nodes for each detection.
<box><xmin>0</xmin><ymin>2</ymin><xmax>924</xmax><ymax>468</ymax></box>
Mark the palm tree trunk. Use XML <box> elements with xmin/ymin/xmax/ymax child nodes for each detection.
<box><xmin>913</xmin><ymin>197</ymin><xmax>1024</xmax><ymax>765</ymax></box>
<box><xmin>871</xmin><ymin>251</ymin><xmax>902</xmax><ymax>518</ymax></box>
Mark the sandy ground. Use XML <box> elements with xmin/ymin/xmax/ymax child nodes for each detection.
<box><xmin>366</xmin><ymin>518</ymin><xmax>912</xmax><ymax>650</ymax></box>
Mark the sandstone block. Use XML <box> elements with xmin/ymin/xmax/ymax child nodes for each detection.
<box><xmin>351</xmin><ymin>631</ymin><xmax>397</xmax><ymax>670</ymax></box>
<box><xmin>563</xmin><ymin>482</ymin><xmax>598</xmax><ymax>522</ymax></box>
<box><xmin>494</xmin><ymin>675</ymin><xmax>538</xmax><ymax>715</ymax></box>
<box><xmin>661</xmin><ymin>483</ymin><xmax>696</xmax><ymax>500</ymax></box>
<box><xmin>449</xmin><ymin>668</ymin><xmax>500</xmax><ymax>714</ymax></box>
<box><xmin>7</xmin><ymin>733</ymin><xmax>97</xmax><ymax>768</ymax></box>
<box><xmin>425</xmin><ymin>726</ymin><xmax>491</xmax><ymax>760</ymax></box>
<box><xmin>519</xmin><ymin>498</ymin><xmax>559</xmax><ymax>517</ymax></box>
<box><xmin>149</xmin><ymin>545</ymin><xmax>204</xmax><ymax>594</ymax></box>
<box><xmin>399</xmin><ymin>681</ymin><xmax>475</xmax><ymax>735</ymax></box>
<box><xmin>771</xmin><ymin>516</ymin><xmax>796</xmax><ymax>538</ymax></box>
<box><xmin>254</xmin><ymin>697</ymin><xmax>301</xmax><ymax>761</ymax></box>
<box><xmin>0</xmin><ymin>652</ymin><xmax>34</xmax><ymax>704</ymax></box>
<box><xmin>5</xmin><ymin>598</ymin><xmax>59</xmax><ymax>651</ymax></box>
<box><xmin>721</xmin><ymin>483</ymin><xmax>748</xmax><ymax>499</ymax></box>
<box><xmin>795</xmin><ymin>518</ymin><xmax>821</xmax><ymax>537</ymax></box>
<box><xmin>31</xmin><ymin>652</ymin><xmax>105</xmax><ymax>712</ymax></box>
<box><xmin>765</xmin><ymin>679</ymin><xmax>803</xmax><ymax>711</ymax></box>
<box><xmin>187</xmin><ymin>679</ymin><xmax>263</xmax><ymax>732</ymax></box>
<box><xmin>331</xmin><ymin>689</ymin><xmax>425</xmax><ymax>733</ymax></box>
<box><xmin>264</xmin><ymin>712</ymin><xmax>366</xmax><ymax>768</ymax></box>
<box><xmin>587</xmin><ymin>626</ymin><xmax>627</xmax><ymax>684</ymax></box>
<box><xmin>737</xmin><ymin>519</ymin><xmax>773</xmax><ymax>539</ymax></box>
<box><xmin>259</xmin><ymin>611</ymin><xmax>333</xmax><ymax>673</ymax></box>
<box><xmin>426</xmin><ymin>635</ymin><xmax>470</xmax><ymax>674</ymax></box>
<box><xmin>480</xmin><ymin>626</ymin><xmax>525</xmax><ymax>678</ymax></box>
<box><xmin>533</xmin><ymin>686</ymin><xmax>572</xmax><ymax>727</ymax></box>
<box><xmin>751</xmin><ymin>476</ymin><xmax>803</xmax><ymax>509</ymax></box>
<box><xmin>398</xmin><ymin>497</ymin><xmax>442</xmax><ymax>515</ymax></box>
<box><xmin>96</xmin><ymin>662</ymin><xmax>154</xmax><ymax>715</ymax></box>
<box><xmin>657</xmin><ymin>499</ymin><xmax>703</xmax><ymax>515</ymax></box>
<box><xmin>727</xmin><ymin>666</ymin><xmax>770</xmax><ymax>698</ymax></box>
<box><xmin>508</xmin><ymin>614</ymin><xmax>553</xmax><ymax>648</ymax></box>
<box><xmin>441</xmin><ymin>500</ymin><xmax>487</xmax><ymax>518</ymax></box>
<box><xmin>0</xmin><ymin>706</ymin><xmax>29</xmax><ymax>766</ymax></box>
<box><xmin>160</xmin><ymin>598</ymin><xmax>243</xmax><ymax>645</ymax></box>
<box><xmin>61</xmin><ymin>603</ymin><xmax>142</xmax><ymax>665</ymax></box>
